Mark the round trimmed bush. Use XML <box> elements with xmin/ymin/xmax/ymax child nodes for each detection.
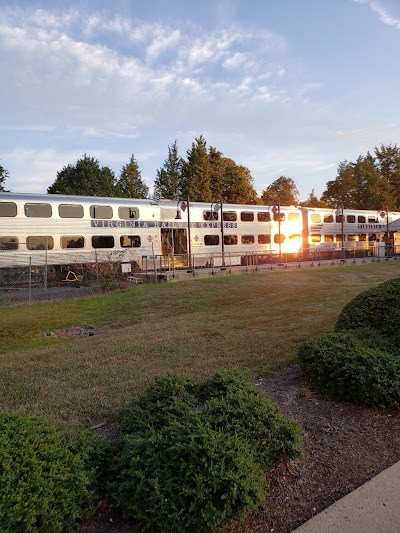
<box><xmin>298</xmin><ymin>332</ymin><xmax>400</xmax><ymax>407</ymax></box>
<box><xmin>112</xmin><ymin>370</ymin><xmax>302</xmax><ymax>532</ymax></box>
<box><xmin>109</xmin><ymin>421</ymin><xmax>266</xmax><ymax>533</ymax></box>
<box><xmin>335</xmin><ymin>277</ymin><xmax>400</xmax><ymax>347</ymax></box>
<box><xmin>0</xmin><ymin>413</ymin><xmax>95</xmax><ymax>532</ymax></box>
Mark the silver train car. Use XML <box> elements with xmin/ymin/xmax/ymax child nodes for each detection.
<box><xmin>0</xmin><ymin>192</ymin><xmax>399</xmax><ymax>270</ymax></box>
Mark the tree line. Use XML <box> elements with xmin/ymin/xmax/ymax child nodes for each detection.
<box><xmin>1</xmin><ymin>140</ymin><xmax>400</xmax><ymax>211</ymax></box>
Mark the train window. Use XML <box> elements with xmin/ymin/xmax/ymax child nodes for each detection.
<box><xmin>289</xmin><ymin>234</ymin><xmax>301</xmax><ymax>240</ymax></box>
<box><xmin>204</xmin><ymin>235</ymin><xmax>219</xmax><ymax>245</ymax></box>
<box><xmin>311</xmin><ymin>235</ymin><xmax>321</xmax><ymax>243</ymax></box>
<box><xmin>203</xmin><ymin>211</ymin><xmax>218</xmax><ymax>221</ymax></box>
<box><xmin>368</xmin><ymin>216</ymin><xmax>378</xmax><ymax>223</ymax></box>
<box><xmin>324</xmin><ymin>214</ymin><xmax>334</xmax><ymax>223</ymax></box>
<box><xmin>26</xmin><ymin>236</ymin><xmax>54</xmax><ymax>250</ymax></box>
<box><xmin>118</xmin><ymin>207</ymin><xmax>139</xmax><ymax>220</ymax></box>
<box><xmin>223</xmin><ymin>211</ymin><xmax>237</xmax><ymax>222</ymax></box>
<box><xmin>324</xmin><ymin>235</ymin><xmax>334</xmax><ymax>242</ymax></box>
<box><xmin>348</xmin><ymin>235</ymin><xmax>358</xmax><ymax>241</ymax></box>
<box><xmin>274</xmin><ymin>234</ymin><xmax>286</xmax><ymax>243</ymax></box>
<box><xmin>336</xmin><ymin>214</ymin><xmax>344</xmax><ymax>223</ymax></box>
<box><xmin>120</xmin><ymin>235</ymin><xmax>141</xmax><ymax>247</ymax></box>
<box><xmin>0</xmin><ymin>237</ymin><xmax>18</xmax><ymax>250</ymax></box>
<box><xmin>336</xmin><ymin>234</ymin><xmax>344</xmax><ymax>242</ymax></box>
<box><xmin>224</xmin><ymin>235</ymin><xmax>238</xmax><ymax>245</ymax></box>
<box><xmin>358</xmin><ymin>234</ymin><xmax>367</xmax><ymax>241</ymax></box>
<box><xmin>92</xmin><ymin>236</ymin><xmax>114</xmax><ymax>248</ymax></box>
<box><xmin>311</xmin><ymin>214</ymin><xmax>321</xmax><ymax>223</ymax></box>
<box><xmin>258</xmin><ymin>234</ymin><xmax>271</xmax><ymax>244</ymax></box>
<box><xmin>369</xmin><ymin>234</ymin><xmax>377</xmax><ymax>241</ymax></box>
<box><xmin>258</xmin><ymin>212</ymin><xmax>271</xmax><ymax>222</ymax></box>
<box><xmin>61</xmin><ymin>236</ymin><xmax>85</xmax><ymax>249</ymax></box>
<box><xmin>0</xmin><ymin>202</ymin><xmax>17</xmax><ymax>217</ymax></box>
<box><xmin>25</xmin><ymin>203</ymin><xmax>52</xmax><ymax>218</ymax></box>
<box><xmin>241</xmin><ymin>235</ymin><xmax>255</xmax><ymax>244</ymax></box>
<box><xmin>58</xmin><ymin>204</ymin><xmax>84</xmax><ymax>218</ymax></box>
<box><xmin>288</xmin><ymin>212</ymin><xmax>300</xmax><ymax>222</ymax></box>
<box><xmin>347</xmin><ymin>215</ymin><xmax>356</xmax><ymax>223</ymax></box>
<box><xmin>273</xmin><ymin>212</ymin><xmax>285</xmax><ymax>222</ymax></box>
<box><xmin>358</xmin><ymin>215</ymin><xmax>366</xmax><ymax>223</ymax></box>
<box><xmin>90</xmin><ymin>205</ymin><xmax>113</xmax><ymax>219</ymax></box>
<box><xmin>240</xmin><ymin>212</ymin><xmax>254</xmax><ymax>222</ymax></box>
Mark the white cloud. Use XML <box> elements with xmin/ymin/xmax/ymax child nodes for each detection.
<box><xmin>353</xmin><ymin>0</ymin><xmax>400</xmax><ymax>29</ymax></box>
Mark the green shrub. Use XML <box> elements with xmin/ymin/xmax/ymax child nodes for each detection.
<box><xmin>0</xmin><ymin>413</ymin><xmax>96</xmax><ymax>532</ymax></box>
<box><xmin>298</xmin><ymin>332</ymin><xmax>400</xmax><ymax>407</ymax></box>
<box><xmin>335</xmin><ymin>277</ymin><xmax>400</xmax><ymax>347</ymax></box>
<box><xmin>109</xmin><ymin>421</ymin><xmax>266</xmax><ymax>533</ymax></box>
<box><xmin>111</xmin><ymin>370</ymin><xmax>302</xmax><ymax>532</ymax></box>
<box><xmin>199</xmin><ymin>370</ymin><xmax>302</xmax><ymax>469</ymax></box>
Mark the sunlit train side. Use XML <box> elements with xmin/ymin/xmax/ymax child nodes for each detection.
<box><xmin>0</xmin><ymin>193</ymin><xmax>399</xmax><ymax>269</ymax></box>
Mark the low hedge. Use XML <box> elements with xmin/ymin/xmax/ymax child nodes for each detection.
<box><xmin>109</xmin><ymin>370</ymin><xmax>302</xmax><ymax>533</ymax></box>
<box><xmin>298</xmin><ymin>332</ymin><xmax>400</xmax><ymax>407</ymax></box>
<box><xmin>0</xmin><ymin>413</ymin><xmax>96</xmax><ymax>532</ymax></box>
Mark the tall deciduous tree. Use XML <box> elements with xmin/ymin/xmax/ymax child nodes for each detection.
<box><xmin>48</xmin><ymin>154</ymin><xmax>117</xmax><ymax>197</ymax></box>
<box><xmin>374</xmin><ymin>144</ymin><xmax>400</xmax><ymax>209</ymax></box>
<box><xmin>321</xmin><ymin>161</ymin><xmax>358</xmax><ymax>208</ymax></box>
<box><xmin>353</xmin><ymin>153</ymin><xmax>391</xmax><ymax>210</ymax></box>
<box><xmin>116</xmin><ymin>154</ymin><xmax>148</xmax><ymax>198</ymax></box>
<box><xmin>261</xmin><ymin>176</ymin><xmax>299</xmax><ymax>206</ymax></box>
<box><xmin>154</xmin><ymin>140</ymin><xmax>183</xmax><ymax>199</ymax></box>
<box><xmin>0</xmin><ymin>162</ymin><xmax>9</xmax><ymax>192</ymax></box>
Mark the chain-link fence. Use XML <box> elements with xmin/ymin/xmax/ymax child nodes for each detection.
<box><xmin>0</xmin><ymin>243</ymin><xmax>398</xmax><ymax>305</ymax></box>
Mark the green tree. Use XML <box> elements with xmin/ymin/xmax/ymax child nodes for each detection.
<box><xmin>374</xmin><ymin>144</ymin><xmax>400</xmax><ymax>209</ymax></box>
<box><xmin>116</xmin><ymin>154</ymin><xmax>148</xmax><ymax>199</ymax></box>
<box><xmin>154</xmin><ymin>140</ymin><xmax>183</xmax><ymax>199</ymax></box>
<box><xmin>0</xmin><ymin>162</ymin><xmax>9</xmax><ymax>192</ymax></box>
<box><xmin>48</xmin><ymin>154</ymin><xmax>117</xmax><ymax>196</ymax></box>
<box><xmin>321</xmin><ymin>161</ymin><xmax>358</xmax><ymax>208</ymax></box>
<box><xmin>261</xmin><ymin>176</ymin><xmax>300</xmax><ymax>206</ymax></box>
<box><xmin>353</xmin><ymin>153</ymin><xmax>391</xmax><ymax>210</ymax></box>
<box><xmin>180</xmin><ymin>136</ymin><xmax>212</xmax><ymax>202</ymax></box>
<box><xmin>299</xmin><ymin>189</ymin><xmax>327</xmax><ymax>208</ymax></box>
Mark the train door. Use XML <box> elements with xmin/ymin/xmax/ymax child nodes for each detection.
<box><xmin>160</xmin><ymin>228</ymin><xmax>187</xmax><ymax>255</ymax></box>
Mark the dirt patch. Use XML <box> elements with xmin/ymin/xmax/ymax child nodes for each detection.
<box><xmin>79</xmin><ymin>365</ymin><xmax>400</xmax><ymax>533</ymax></box>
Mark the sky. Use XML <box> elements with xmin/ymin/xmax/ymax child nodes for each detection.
<box><xmin>1</xmin><ymin>0</ymin><xmax>400</xmax><ymax>200</ymax></box>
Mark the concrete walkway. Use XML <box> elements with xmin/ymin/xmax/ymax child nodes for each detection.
<box><xmin>293</xmin><ymin>460</ymin><xmax>400</xmax><ymax>533</ymax></box>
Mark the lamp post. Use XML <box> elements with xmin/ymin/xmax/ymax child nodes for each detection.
<box><xmin>212</xmin><ymin>199</ymin><xmax>224</xmax><ymax>266</ymax></box>
<box><xmin>336</xmin><ymin>205</ymin><xmax>345</xmax><ymax>259</ymax></box>
<box><xmin>175</xmin><ymin>195</ymin><xmax>192</xmax><ymax>268</ymax></box>
<box><xmin>271</xmin><ymin>199</ymin><xmax>281</xmax><ymax>259</ymax></box>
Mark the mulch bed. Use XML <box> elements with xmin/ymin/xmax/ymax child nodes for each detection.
<box><xmin>80</xmin><ymin>365</ymin><xmax>400</xmax><ymax>533</ymax></box>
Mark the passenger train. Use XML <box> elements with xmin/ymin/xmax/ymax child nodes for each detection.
<box><xmin>0</xmin><ymin>192</ymin><xmax>399</xmax><ymax>271</ymax></box>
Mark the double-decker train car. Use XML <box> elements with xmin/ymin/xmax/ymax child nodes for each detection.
<box><xmin>0</xmin><ymin>192</ymin><xmax>399</xmax><ymax>272</ymax></box>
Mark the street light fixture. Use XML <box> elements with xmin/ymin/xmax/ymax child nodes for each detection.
<box><xmin>212</xmin><ymin>199</ymin><xmax>225</xmax><ymax>266</ymax></box>
<box><xmin>271</xmin><ymin>200</ymin><xmax>282</xmax><ymax>259</ymax></box>
<box><xmin>335</xmin><ymin>205</ymin><xmax>345</xmax><ymax>260</ymax></box>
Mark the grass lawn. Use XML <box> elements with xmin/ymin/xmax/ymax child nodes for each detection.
<box><xmin>1</xmin><ymin>261</ymin><xmax>399</xmax><ymax>431</ymax></box>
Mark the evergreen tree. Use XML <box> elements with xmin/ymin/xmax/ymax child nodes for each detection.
<box><xmin>299</xmin><ymin>189</ymin><xmax>327</xmax><ymax>208</ymax></box>
<box><xmin>116</xmin><ymin>154</ymin><xmax>148</xmax><ymax>199</ymax></box>
<box><xmin>180</xmin><ymin>136</ymin><xmax>212</xmax><ymax>202</ymax></box>
<box><xmin>0</xmin><ymin>162</ymin><xmax>9</xmax><ymax>192</ymax></box>
<box><xmin>154</xmin><ymin>141</ymin><xmax>183</xmax><ymax>199</ymax></box>
<box><xmin>48</xmin><ymin>154</ymin><xmax>117</xmax><ymax>197</ymax></box>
